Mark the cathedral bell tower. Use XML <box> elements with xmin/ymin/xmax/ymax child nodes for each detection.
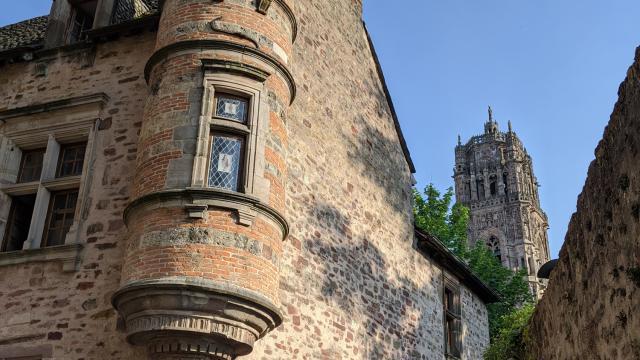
<box><xmin>111</xmin><ymin>1</ymin><xmax>297</xmax><ymax>359</ymax></box>
<box><xmin>454</xmin><ymin>107</ymin><xmax>551</xmax><ymax>299</ymax></box>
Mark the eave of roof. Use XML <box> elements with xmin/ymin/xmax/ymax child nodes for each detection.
<box><xmin>415</xmin><ymin>227</ymin><xmax>501</xmax><ymax>304</ymax></box>
<box><xmin>363</xmin><ymin>22</ymin><xmax>416</xmax><ymax>174</ymax></box>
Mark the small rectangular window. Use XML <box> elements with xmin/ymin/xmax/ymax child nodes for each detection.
<box><xmin>215</xmin><ymin>93</ymin><xmax>249</xmax><ymax>123</ymax></box>
<box><xmin>57</xmin><ymin>143</ymin><xmax>86</xmax><ymax>178</ymax></box>
<box><xmin>2</xmin><ymin>194</ymin><xmax>36</xmax><ymax>252</ymax></box>
<box><xmin>43</xmin><ymin>190</ymin><xmax>79</xmax><ymax>247</ymax></box>
<box><xmin>208</xmin><ymin>134</ymin><xmax>244</xmax><ymax>191</ymax></box>
<box><xmin>18</xmin><ymin>149</ymin><xmax>45</xmax><ymax>183</ymax></box>
<box><xmin>444</xmin><ymin>284</ymin><xmax>462</xmax><ymax>358</ymax></box>
<box><xmin>68</xmin><ymin>0</ymin><xmax>97</xmax><ymax>43</ymax></box>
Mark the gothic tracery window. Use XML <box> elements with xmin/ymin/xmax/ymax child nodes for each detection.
<box><xmin>487</xmin><ymin>236</ymin><xmax>501</xmax><ymax>262</ymax></box>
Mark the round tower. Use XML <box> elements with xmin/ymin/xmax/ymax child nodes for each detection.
<box><xmin>112</xmin><ymin>1</ymin><xmax>297</xmax><ymax>359</ymax></box>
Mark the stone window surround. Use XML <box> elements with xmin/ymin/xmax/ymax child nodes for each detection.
<box><xmin>0</xmin><ymin>93</ymin><xmax>107</xmax><ymax>271</ymax></box>
<box><xmin>189</xmin><ymin>64</ymin><xmax>271</xmax><ymax>226</ymax></box>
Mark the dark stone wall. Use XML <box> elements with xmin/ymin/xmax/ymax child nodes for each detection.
<box><xmin>529</xmin><ymin>47</ymin><xmax>640</xmax><ymax>359</ymax></box>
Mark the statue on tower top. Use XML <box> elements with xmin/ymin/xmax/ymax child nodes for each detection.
<box><xmin>485</xmin><ymin>106</ymin><xmax>499</xmax><ymax>134</ymax></box>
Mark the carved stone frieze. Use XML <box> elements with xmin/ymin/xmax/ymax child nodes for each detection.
<box><xmin>113</xmin><ymin>280</ymin><xmax>282</xmax><ymax>360</ymax></box>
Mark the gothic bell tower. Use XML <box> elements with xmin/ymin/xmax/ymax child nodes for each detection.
<box><xmin>453</xmin><ymin>107</ymin><xmax>551</xmax><ymax>298</ymax></box>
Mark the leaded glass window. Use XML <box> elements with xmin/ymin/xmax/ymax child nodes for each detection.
<box><xmin>208</xmin><ymin>134</ymin><xmax>244</xmax><ymax>191</ymax></box>
<box><xmin>215</xmin><ymin>93</ymin><xmax>249</xmax><ymax>123</ymax></box>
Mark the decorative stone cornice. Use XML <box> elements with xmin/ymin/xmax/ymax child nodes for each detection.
<box><xmin>123</xmin><ymin>188</ymin><xmax>289</xmax><ymax>240</ymax></box>
<box><xmin>273</xmin><ymin>0</ymin><xmax>297</xmax><ymax>42</ymax></box>
<box><xmin>0</xmin><ymin>93</ymin><xmax>109</xmax><ymax>122</ymax></box>
<box><xmin>201</xmin><ymin>59</ymin><xmax>270</xmax><ymax>82</ymax></box>
<box><xmin>112</xmin><ymin>279</ymin><xmax>283</xmax><ymax>359</ymax></box>
<box><xmin>143</xmin><ymin>40</ymin><xmax>296</xmax><ymax>104</ymax></box>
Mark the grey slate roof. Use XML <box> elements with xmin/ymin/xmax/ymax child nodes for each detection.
<box><xmin>0</xmin><ymin>16</ymin><xmax>48</xmax><ymax>51</ymax></box>
<box><xmin>111</xmin><ymin>0</ymin><xmax>159</xmax><ymax>24</ymax></box>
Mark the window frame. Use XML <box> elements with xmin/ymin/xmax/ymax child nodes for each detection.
<box><xmin>1</xmin><ymin>194</ymin><xmax>37</xmax><ymax>252</ymax></box>
<box><xmin>42</xmin><ymin>189</ymin><xmax>80</xmax><ymax>248</ymax></box>
<box><xmin>192</xmin><ymin>73</ymin><xmax>264</xmax><ymax>196</ymax></box>
<box><xmin>0</xmin><ymin>136</ymin><xmax>92</xmax><ymax>252</ymax></box>
<box><xmin>67</xmin><ymin>0</ymin><xmax>97</xmax><ymax>44</ymax></box>
<box><xmin>206</xmin><ymin>131</ymin><xmax>247</xmax><ymax>192</ymax></box>
<box><xmin>56</xmin><ymin>142</ymin><xmax>87</xmax><ymax>178</ymax></box>
<box><xmin>443</xmin><ymin>277</ymin><xmax>462</xmax><ymax>359</ymax></box>
<box><xmin>17</xmin><ymin>148</ymin><xmax>46</xmax><ymax>183</ymax></box>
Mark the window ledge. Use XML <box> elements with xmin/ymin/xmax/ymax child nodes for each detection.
<box><xmin>42</xmin><ymin>175</ymin><xmax>82</xmax><ymax>191</ymax></box>
<box><xmin>0</xmin><ymin>181</ymin><xmax>39</xmax><ymax>196</ymax></box>
<box><xmin>0</xmin><ymin>243</ymin><xmax>83</xmax><ymax>272</ymax></box>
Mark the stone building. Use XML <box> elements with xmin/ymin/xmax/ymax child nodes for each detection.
<box><xmin>0</xmin><ymin>1</ymin><xmax>498</xmax><ymax>359</ymax></box>
<box><xmin>454</xmin><ymin>109</ymin><xmax>551</xmax><ymax>298</ymax></box>
<box><xmin>528</xmin><ymin>46</ymin><xmax>640</xmax><ymax>359</ymax></box>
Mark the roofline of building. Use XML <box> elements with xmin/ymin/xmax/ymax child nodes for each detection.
<box><xmin>415</xmin><ymin>227</ymin><xmax>501</xmax><ymax>304</ymax></box>
<box><xmin>363</xmin><ymin>22</ymin><xmax>416</xmax><ymax>174</ymax></box>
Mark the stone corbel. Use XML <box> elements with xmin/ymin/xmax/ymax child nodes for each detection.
<box><xmin>237</xmin><ymin>206</ymin><xmax>257</xmax><ymax>227</ymax></box>
<box><xmin>185</xmin><ymin>204</ymin><xmax>208</xmax><ymax>219</ymax></box>
<box><xmin>257</xmin><ymin>0</ymin><xmax>273</xmax><ymax>14</ymax></box>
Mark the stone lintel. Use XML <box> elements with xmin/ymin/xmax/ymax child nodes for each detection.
<box><xmin>0</xmin><ymin>93</ymin><xmax>109</xmax><ymax>123</ymax></box>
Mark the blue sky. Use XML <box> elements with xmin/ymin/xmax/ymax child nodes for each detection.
<box><xmin>364</xmin><ymin>1</ymin><xmax>640</xmax><ymax>257</ymax></box>
<box><xmin>2</xmin><ymin>2</ymin><xmax>639</xmax><ymax>257</ymax></box>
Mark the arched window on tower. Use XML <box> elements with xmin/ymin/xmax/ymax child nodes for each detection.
<box><xmin>489</xmin><ymin>175</ymin><xmax>497</xmax><ymax>197</ymax></box>
<box><xmin>487</xmin><ymin>236</ymin><xmax>501</xmax><ymax>262</ymax></box>
<box><xmin>477</xmin><ymin>180</ymin><xmax>485</xmax><ymax>200</ymax></box>
<box><xmin>503</xmin><ymin>172</ymin><xmax>509</xmax><ymax>195</ymax></box>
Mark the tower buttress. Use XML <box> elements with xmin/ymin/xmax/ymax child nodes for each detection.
<box><xmin>112</xmin><ymin>1</ymin><xmax>297</xmax><ymax>359</ymax></box>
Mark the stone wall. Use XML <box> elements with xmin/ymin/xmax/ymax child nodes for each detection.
<box><xmin>528</xmin><ymin>47</ymin><xmax>640</xmax><ymax>359</ymax></box>
<box><xmin>244</xmin><ymin>1</ymin><xmax>490</xmax><ymax>359</ymax></box>
<box><xmin>0</xmin><ymin>33</ymin><xmax>154</xmax><ymax>359</ymax></box>
<box><xmin>0</xmin><ymin>1</ymin><xmax>493</xmax><ymax>359</ymax></box>
<box><xmin>461</xmin><ymin>287</ymin><xmax>490</xmax><ymax>360</ymax></box>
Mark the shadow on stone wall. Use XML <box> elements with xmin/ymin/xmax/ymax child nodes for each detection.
<box><xmin>337</xmin><ymin>68</ymin><xmax>414</xmax><ymax>216</ymax></box>
<box><xmin>305</xmin><ymin>201</ymin><xmax>439</xmax><ymax>359</ymax></box>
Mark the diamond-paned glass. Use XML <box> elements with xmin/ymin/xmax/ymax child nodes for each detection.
<box><xmin>215</xmin><ymin>94</ymin><xmax>248</xmax><ymax>123</ymax></box>
<box><xmin>208</xmin><ymin>134</ymin><xmax>243</xmax><ymax>191</ymax></box>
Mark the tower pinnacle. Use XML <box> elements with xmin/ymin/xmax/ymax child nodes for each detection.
<box><xmin>484</xmin><ymin>106</ymin><xmax>499</xmax><ymax>134</ymax></box>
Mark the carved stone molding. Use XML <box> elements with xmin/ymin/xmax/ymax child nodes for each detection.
<box><xmin>144</xmin><ymin>40</ymin><xmax>296</xmax><ymax>103</ymax></box>
<box><xmin>124</xmin><ymin>188</ymin><xmax>289</xmax><ymax>240</ymax></box>
<box><xmin>257</xmin><ymin>0</ymin><xmax>272</xmax><ymax>14</ymax></box>
<box><xmin>113</xmin><ymin>280</ymin><xmax>282</xmax><ymax>360</ymax></box>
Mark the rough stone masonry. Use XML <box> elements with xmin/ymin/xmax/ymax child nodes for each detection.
<box><xmin>0</xmin><ymin>1</ymin><xmax>497</xmax><ymax>359</ymax></box>
<box><xmin>528</xmin><ymin>46</ymin><xmax>640</xmax><ymax>359</ymax></box>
